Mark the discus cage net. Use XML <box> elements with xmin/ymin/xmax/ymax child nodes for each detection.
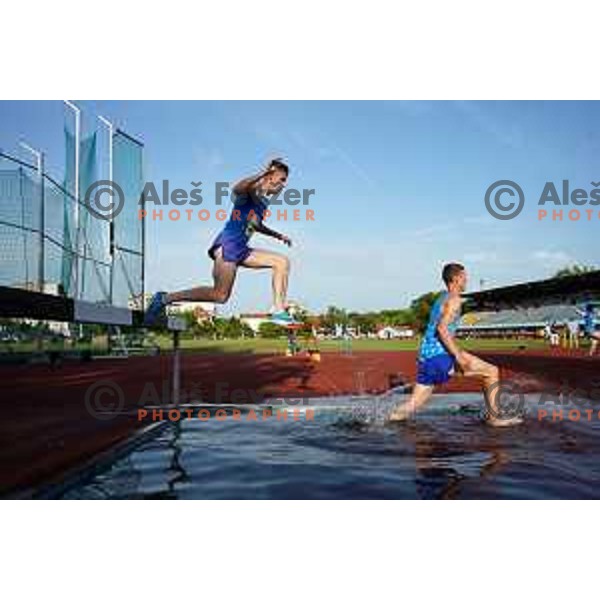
<box><xmin>0</xmin><ymin>106</ymin><xmax>145</xmax><ymax>313</ymax></box>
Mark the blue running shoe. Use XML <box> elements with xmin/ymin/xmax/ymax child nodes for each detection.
<box><xmin>144</xmin><ymin>291</ymin><xmax>168</xmax><ymax>326</ymax></box>
<box><xmin>270</xmin><ymin>310</ymin><xmax>296</xmax><ymax>326</ymax></box>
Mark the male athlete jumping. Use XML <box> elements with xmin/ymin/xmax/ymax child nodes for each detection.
<box><xmin>388</xmin><ymin>263</ymin><xmax>523</xmax><ymax>426</ymax></box>
<box><xmin>145</xmin><ymin>159</ymin><xmax>296</xmax><ymax>326</ymax></box>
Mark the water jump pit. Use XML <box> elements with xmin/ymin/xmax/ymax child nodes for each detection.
<box><xmin>29</xmin><ymin>392</ymin><xmax>600</xmax><ymax>500</ymax></box>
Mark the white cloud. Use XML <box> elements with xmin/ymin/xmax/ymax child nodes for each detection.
<box><xmin>531</xmin><ymin>250</ymin><xmax>574</xmax><ymax>264</ymax></box>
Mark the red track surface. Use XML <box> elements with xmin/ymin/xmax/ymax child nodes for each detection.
<box><xmin>1</xmin><ymin>349</ymin><xmax>598</xmax><ymax>495</ymax></box>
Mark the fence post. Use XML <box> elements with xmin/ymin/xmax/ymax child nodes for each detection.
<box><xmin>172</xmin><ymin>330</ymin><xmax>181</xmax><ymax>406</ymax></box>
<box><xmin>39</xmin><ymin>153</ymin><xmax>45</xmax><ymax>293</ymax></box>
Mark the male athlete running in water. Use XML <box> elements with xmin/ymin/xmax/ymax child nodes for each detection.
<box><xmin>389</xmin><ymin>263</ymin><xmax>523</xmax><ymax>426</ymax></box>
<box><xmin>145</xmin><ymin>159</ymin><xmax>296</xmax><ymax>326</ymax></box>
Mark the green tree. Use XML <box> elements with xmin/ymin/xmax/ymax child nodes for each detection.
<box><xmin>196</xmin><ymin>319</ymin><xmax>217</xmax><ymax>339</ymax></box>
<box><xmin>212</xmin><ymin>318</ymin><xmax>228</xmax><ymax>339</ymax></box>
<box><xmin>221</xmin><ymin>317</ymin><xmax>254</xmax><ymax>339</ymax></box>
<box><xmin>180</xmin><ymin>310</ymin><xmax>198</xmax><ymax>331</ymax></box>
<box><xmin>258</xmin><ymin>321</ymin><xmax>286</xmax><ymax>338</ymax></box>
<box><xmin>348</xmin><ymin>311</ymin><xmax>378</xmax><ymax>334</ymax></box>
<box><xmin>379</xmin><ymin>308</ymin><xmax>414</xmax><ymax>326</ymax></box>
<box><xmin>322</xmin><ymin>306</ymin><xmax>348</xmax><ymax>332</ymax></box>
<box><xmin>554</xmin><ymin>264</ymin><xmax>596</xmax><ymax>278</ymax></box>
<box><xmin>409</xmin><ymin>291</ymin><xmax>441</xmax><ymax>332</ymax></box>
<box><xmin>240</xmin><ymin>322</ymin><xmax>255</xmax><ymax>338</ymax></box>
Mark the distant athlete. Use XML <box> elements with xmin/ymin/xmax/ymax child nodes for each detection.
<box><xmin>577</xmin><ymin>303</ymin><xmax>600</xmax><ymax>356</ymax></box>
<box><xmin>145</xmin><ymin>158</ymin><xmax>296</xmax><ymax>326</ymax></box>
<box><xmin>388</xmin><ymin>263</ymin><xmax>523</xmax><ymax>426</ymax></box>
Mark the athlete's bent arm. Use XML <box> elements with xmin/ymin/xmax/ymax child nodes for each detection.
<box><xmin>233</xmin><ymin>159</ymin><xmax>286</xmax><ymax>196</ymax></box>
<box><xmin>232</xmin><ymin>170</ymin><xmax>269</xmax><ymax>196</ymax></box>
<box><xmin>252</xmin><ymin>222</ymin><xmax>292</xmax><ymax>246</ymax></box>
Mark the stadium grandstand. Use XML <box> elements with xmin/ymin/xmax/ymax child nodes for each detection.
<box><xmin>460</xmin><ymin>270</ymin><xmax>600</xmax><ymax>339</ymax></box>
<box><xmin>458</xmin><ymin>304</ymin><xmax>592</xmax><ymax>338</ymax></box>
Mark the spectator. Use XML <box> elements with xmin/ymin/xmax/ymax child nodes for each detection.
<box><xmin>544</xmin><ymin>322</ymin><xmax>560</xmax><ymax>347</ymax></box>
<box><xmin>567</xmin><ymin>319</ymin><xmax>580</xmax><ymax>350</ymax></box>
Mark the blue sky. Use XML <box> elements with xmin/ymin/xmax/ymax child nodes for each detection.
<box><xmin>1</xmin><ymin>100</ymin><xmax>599</xmax><ymax>314</ymax></box>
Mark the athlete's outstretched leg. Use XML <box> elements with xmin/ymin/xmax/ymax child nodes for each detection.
<box><xmin>166</xmin><ymin>249</ymin><xmax>237</xmax><ymax>305</ymax></box>
<box><xmin>388</xmin><ymin>384</ymin><xmax>434</xmax><ymax>421</ymax></box>
<box><xmin>165</xmin><ymin>248</ymin><xmax>238</xmax><ymax>304</ymax></box>
<box><xmin>145</xmin><ymin>249</ymin><xmax>238</xmax><ymax>325</ymax></box>
<box><xmin>242</xmin><ymin>249</ymin><xmax>290</xmax><ymax>312</ymax></box>
<box><xmin>164</xmin><ymin>250</ymin><xmax>237</xmax><ymax>305</ymax></box>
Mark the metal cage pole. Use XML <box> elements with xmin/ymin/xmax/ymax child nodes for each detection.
<box><xmin>17</xmin><ymin>166</ymin><xmax>28</xmax><ymax>286</ymax></box>
<box><xmin>19</xmin><ymin>141</ymin><xmax>44</xmax><ymax>293</ymax></box>
<box><xmin>141</xmin><ymin>187</ymin><xmax>146</xmax><ymax>312</ymax></box>
<box><xmin>64</xmin><ymin>101</ymin><xmax>81</xmax><ymax>300</ymax></box>
<box><xmin>172</xmin><ymin>330</ymin><xmax>181</xmax><ymax>405</ymax></box>
<box><xmin>98</xmin><ymin>115</ymin><xmax>115</xmax><ymax>305</ymax></box>
<box><xmin>39</xmin><ymin>152</ymin><xmax>45</xmax><ymax>293</ymax></box>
